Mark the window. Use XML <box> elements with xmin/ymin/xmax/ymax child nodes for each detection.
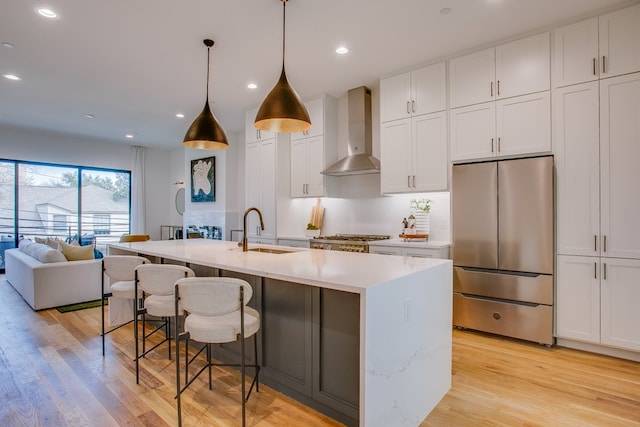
<box><xmin>93</xmin><ymin>214</ymin><xmax>110</xmax><ymax>235</ymax></box>
<box><xmin>0</xmin><ymin>160</ymin><xmax>131</xmax><ymax>271</ymax></box>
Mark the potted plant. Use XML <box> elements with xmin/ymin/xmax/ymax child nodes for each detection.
<box><xmin>305</xmin><ymin>223</ymin><xmax>320</xmax><ymax>238</ymax></box>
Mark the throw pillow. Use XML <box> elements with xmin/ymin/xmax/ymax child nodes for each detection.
<box><xmin>46</xmin><ymin>237</ymin><xmax>63</xmax><ymax>249</ymax></box>
<box><xmin>35</xmin><ymin>237</ymin><xmax>46</xmax><ymax>244</ymax></box>
<box><xmin>58</xmin><ymin>241</ymin><xmax>95</xmax><ymax>261</ymax></box>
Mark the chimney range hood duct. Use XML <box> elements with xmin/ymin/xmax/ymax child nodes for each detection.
<box><xmin>322</xmin><ymin>86</ymin><xmax>380</xmax><ymax>176</ymax></box>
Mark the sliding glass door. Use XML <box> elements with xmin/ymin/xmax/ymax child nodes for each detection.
<box><xmin>0</xmin><ymin>161</ymin><xmax>16</xmax><ymax>270</ymax></box>
<box><xmin>0</xmin><ymin>159</ymin><xmax>130</xmax><ymax>272</ymax></box>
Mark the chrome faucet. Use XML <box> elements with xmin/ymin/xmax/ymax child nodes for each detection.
<box><xmin>242</xmin><ymin>207</ymin><xmax>264</xmax><ymax>251</ymax></box>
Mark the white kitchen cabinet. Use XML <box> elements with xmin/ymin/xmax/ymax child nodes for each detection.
<box><xmin>556</xmin><ymin>255</ymin><xmax>601</xmax><ymax>344</ymax></box>
<box><xmin>369</xmin><ymin>244</ymin><xmax>449</xmax><ymax>259</ymax></box>
<box><xmin>449</xmin><ymin>32</ymin><xmax>550</xmax><ymax>108</ymax></box>
<box><xmin>291</xmin><ymin>97</ymin><xmax>324</xmax><ymax>141</ymax></box>
<box><xmin>245</xmin><ymin>107</ymin><xmax>275</xmax><ymax>144</ymax></box>
<box><xmin>553</xmin><ymin>5</ymin><xmax>640</xmax><ymax>87</ymax></box>
<box><xmin>553</xmin><ymin>18</ymin><xmax>600</xmax><ymax>87</ymax></box>
<box><xmin>380</xmin><ymin>62</ymin><xmax>447</xmax><ymax>123</ymax></box>
<box><xmin>380</xmin><ymin>111</ymin><xmax>448</xmax><ymax>193</ymax></box>
<box><xmin>557</xmin><ymin>255</ymin><xmax>640</xmax><ymax>352</ymax></box>
<box><xmin>245</xmin><ymin>133</ymin><xmax>277</xmax><ymax>240</ymax></box>
<box><xmin>600</xmin><ymin>73</ymin><xmax>640</xmax><ymax>260</ymax></box>
<box><xmin>450</xmin><ymin>92</ymin><xmax>550</xmax><ymax>162</ymax></box>
<box><xmin>600</xmin><ymin>257</ymin><xmax>640</xmax><ymax>351</ymax></box>
<box><xmin>599</xmin><ymin>4</ymin><xmax>640</xmax><ymax>79</ymax></box>
<box><xmin>290</xmin><ymin>95</ymin><xmax>337</xmax><ymax>198</ymax></box>
<box><xmin>554</xmin><ymin>73</ymin><xmax>640</xmax><ymax>354</ymax></box>
<box><xmin>554</xmin><ymin>82</ymin><xmax>600</xmax><ymax>257</ymax></box>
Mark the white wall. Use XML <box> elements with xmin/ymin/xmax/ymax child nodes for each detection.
<box><xmin>0</xmin><ymin>123</ymin><xmax>171</xmax><ymax>240</ymax></box>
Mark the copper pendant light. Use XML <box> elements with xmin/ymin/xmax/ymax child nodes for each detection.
<box><xmin>254</xmin><ymin>0</ymin><xmax>311</xmax><ymax>133</ymax></box>
<box><xmin>183</xmin><ymin>39</ymin><xmax>229</xmax><ymax>150</ymax></box>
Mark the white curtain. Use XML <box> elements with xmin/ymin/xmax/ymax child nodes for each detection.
<box><xmin>130</xmin><ymin>146</ymin><xmax>145</xmax><ymax>233</ymax></box>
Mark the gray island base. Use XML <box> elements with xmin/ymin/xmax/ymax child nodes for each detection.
<box><xmin>108</xmin><ymin>239</ymin><xmax>452</xmax><ymax>426</ymax></box>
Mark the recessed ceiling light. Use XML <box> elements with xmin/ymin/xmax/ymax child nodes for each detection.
<box><xmin>37</xmin><ymin>8</ymin><xmax>57</xmax><ymax>19</ymax></box>
<box><xmin>440</xmin><ymin>7</ymin><xmax>452</xmax><ymax>15</ymax></box>
<box><xmin>3</xmin><ymin>74</ymin><xmax>21</xmax><ymax>81</ymax></box>
<box><xmin>336</xmin><ymin>46</ymin><xmax>349</xmax><ymax>55</ymax></box>
<box><xmin>125</xmin><ymin>134</ymin><xmax>134</xmax><ymax>139</ymax></box>
<box><xmin>176</xmin><ymin>113</ymin><xmax>185</xmax><ymax>118</ymax></box>
<box><xmin>247</xmin><ymin>83</ymin><xmax>258</xmax><ymax>89</ymax></box>
<box><xmin>84</xmin><ymin>113</ymin><xmax>95</xmax><ymax>119</ymax></box>
<box><xmin>2</xmin><ymin>42</ymin><xmax>15</xmax><ymax>48</ymax></box>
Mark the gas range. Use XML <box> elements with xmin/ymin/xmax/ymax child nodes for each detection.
<box><xmin>310</xmin><ymin>234</ymin><xmax>391</xmax><ymax>253</ymax></box>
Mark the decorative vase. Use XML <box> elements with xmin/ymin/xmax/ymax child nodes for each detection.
<box><xmin>412</xmin><ymin>210</ymin><xmax>430</xmax><ymax>235</ymax></box>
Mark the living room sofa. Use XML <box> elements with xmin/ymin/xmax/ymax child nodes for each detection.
<box><xmin>5</xmin><ymin>240</ymin><xmax>102</xmax><ymax>310</ymax></box>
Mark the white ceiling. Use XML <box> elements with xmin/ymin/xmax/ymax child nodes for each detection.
<box><xmin>0</xmin><ymin>0</ymin><xmax>634</xmax><ymax>150</ymax></box>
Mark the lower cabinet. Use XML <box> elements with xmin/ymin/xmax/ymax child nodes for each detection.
<box><xmin>557</xmin><ymin>255</ymin><xmax>640</xmax><ymax>352</ymax></box>
<box><xmin>211</xmin><ymin>273</ymin><xmax>359</xmax><ymax>426</ymax></box>
<box><xmin>369</xmin><ymin>245</ymin><xmax>449</xmax><ymax>259</ymax></box>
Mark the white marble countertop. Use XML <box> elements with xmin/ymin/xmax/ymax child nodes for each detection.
<box><xmin>109</xmin><ymin>239</ymin><xmax>450</xmax><ymax>294</ymax></box>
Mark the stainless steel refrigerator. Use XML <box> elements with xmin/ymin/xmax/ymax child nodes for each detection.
<box><xmin>452</xmin><ymin>156</ymin><xmax>554</xmax><ymax>345</ymax></box>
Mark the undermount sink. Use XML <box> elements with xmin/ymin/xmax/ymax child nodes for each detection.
<box><xmin>247</xmin><ymin>247</ymin><xmax>299</xmax><ymax>254</ymax></box>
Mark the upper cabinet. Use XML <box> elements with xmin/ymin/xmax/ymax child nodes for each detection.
<box><xmin>380</xmin><ymin>62</ymin><xmax>447</xmax><ymax>123</ymax></box>
<box><xmin>380</xmin><ymin>62</ymin><xmax>448</xmax><ymax>193</ymax></box>
<box><xmin>554</xmin><ymin>4</ymin><xmax>640</xmax><ymax>87</ymax></box>
<box><xmin>449</xmin><ymin>32</ymin><xmax>550</xmax><ymax>108</ymax></box>
<box><xmin>245</xmin><ymin>107</ymin><xmax>275</xmax><ymax>143</ymax></box>
<box><xmin>290</xmin><ymin>95</ymin><xmax>338</xmax><ymax>198</ymax></box>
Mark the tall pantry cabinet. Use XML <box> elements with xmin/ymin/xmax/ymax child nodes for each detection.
<box><xmin>245</xmin><ymin>107</ymin><xmax>278</xmax><ymax>244</ymax></box>
<box><xmin>554</xmin><ymin>3</ymin><xmax>640</xmax><ymax>354</ymax></box>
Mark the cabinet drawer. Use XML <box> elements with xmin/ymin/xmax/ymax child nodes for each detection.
<box><xmin>453</xmin><ymin>293</ymin><xmax>553</xmax><ymax>345</ymax></box>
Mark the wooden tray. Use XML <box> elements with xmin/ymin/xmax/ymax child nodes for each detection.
<box><xmin>399</xmin><ymin>233</ymin><xmax>429</xmax><ymax>240</ymax></box>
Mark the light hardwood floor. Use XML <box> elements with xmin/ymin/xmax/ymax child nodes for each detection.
<box><xmin>0</xmin><ymin>277</ymin><xmax>638</xmax><ymax>426</ymax></box>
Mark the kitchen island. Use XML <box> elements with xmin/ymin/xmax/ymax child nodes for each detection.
<box><xmin>108</xmin><ymin>239</ymin><xmax>452</xmax><ymax>427</ymax></box>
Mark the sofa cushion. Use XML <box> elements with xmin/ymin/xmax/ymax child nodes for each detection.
<box><xmin>58</xmin><ymin>241</ymin><xmax>95</xmax><ymax>261</ymax></box>
<box><xmin>18</xmin><ymin>240</ymin><xmax>67</xmax><ymax>263</ymax></box>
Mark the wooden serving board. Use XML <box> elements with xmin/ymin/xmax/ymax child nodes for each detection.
<box><xmin>399</xmin><ymin>233</ymin><xmax>429</xmax><ymax>240</ymax></box>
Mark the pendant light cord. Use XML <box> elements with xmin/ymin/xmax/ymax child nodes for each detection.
<box><xmin>206</xmin><ymin>45</ymin><xmax>211</xmax><ymax>102</ymax></box>
<box><xmin>282</xmin><ymin>0</ymin><xmax>287</xmax><ymax>69</ymax></box>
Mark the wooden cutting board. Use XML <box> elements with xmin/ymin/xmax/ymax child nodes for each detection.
<box><xmin>309</xmin><ymin>198</ymin><xmax>324</xmax><ymax>232</ymax></box>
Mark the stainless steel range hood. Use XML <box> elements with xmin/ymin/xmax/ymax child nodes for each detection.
<box><xmin>322</xmin><ymin>86</ymin><xmax>380</xmax><ymax>176</ymax></box>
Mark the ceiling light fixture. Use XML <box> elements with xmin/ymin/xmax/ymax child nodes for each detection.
<box><xmin>2</xmin><ymin>42</ymin><xmax>15</xmax><ymax>48</ymax></box>
<box><xmin>84</xmin><ymin>113</ymin><xmax>95</xmax><ymax>119</ymax></box>
<box><xmin>247</xmin><ymin>83</ymin><xmax>257</xmax><ymax>89</ymax></box>
<box><xmin>3</xmin><ymin>74</ymin><xmax>21</xmax><ymax>81</ymax></box>
<box><xmin>37</xmin><ymin>8</ymin><xmax>57</xmax><ymax>18</ymax></box>
<box><xmin>176</xmin><ymin>113</ymin><xmax>185</xmax><ymax>118</ymax></box>
<box><xmin>336</xmin><ymin>46</ymin><xmax>348</xmax><ymax>54</ymax></box>
<box><xmin>254</xmin><ymin>0</ymin><xmax>311</xmax><ymax>133</ymax></box>
<box><xmin>125</xmin><ymin>134</ymin><xmax>134</xmax><ymax>139</ymax></box>
<box><xmin>183</xmin><ymin>39</ymin><xmax>228</xmax><ymax>150</ymax></box>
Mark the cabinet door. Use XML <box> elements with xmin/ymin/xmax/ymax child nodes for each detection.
<box><xmin>412</xmin><ymin>62</ymin><xmax>447</xmax><ymax>115</ymax></box>
<box><xmin>246</xmin><ymin>107</ymin><xmax>275</xmax><ymax>143</ymax></box>
<box><xmin>556</xmin><ymin>255</ymin><xmax>601</xmax><ymax>343</ymax></box>
<box><xmin>450</xmin><ymin>102</ymin><xmax>496</xmax><ymax>162</ymax></box>
<box><xmin>305</xmin><ymin>98</ymin><xmax>325</xmax><ymax>138</ymax></box>
<box><xmin>600</xmin><ymin>73</ymin><xmax>640</xmax><ymax>259</ymax></box>
<box><xmin>412</xmin><ymin>112</ymin><xmax>448</xmax><ymax>192</ymax></box>
<box><xmin>290</xmin><ymin>139</ymin><xmax>307</xmax><ymax>197</ymax></box>
<box><xmin>496</xmin><ymin>91</ymin><xmax>551</xmax><ymax>157</ymax></box>
<box><xmin>369</xmin><ymin>246</ymin><xmax>402</xmax><ymax>256</ymax></box>
<box><xmin>380</xmin><ymin>118</ymin><xmax>413</xmax><ymax>193</ymax></box>
<box><xmin>449</xmin><ymin>48</ymin><xmax>495</xmax><ymax>108</ymax></box>
<box><xmin>380</xmin><ymin>72</ymin><xmax>412</xmax><ymax>122</ymax></box>
<box><xmin>305</xmin><ymin>136</ymin><xmax>326</xmax><ymax>197</ymax></box>
<box><xmin>601</xmin><ymin>258</ymin><xmax>640</xmax><ymax>351</ymax></box>
<box><xmin>260</xmin><ymin>139</ymin><xmax>277</xmax><ymax>239</ymax></box>
<box><xmin>599</xmin><ymin>4</ymin><xmax>640</xmax><ymax>78</ymax></box>
<box><xmin>402</xmin><ymin>248</ymin><xmax>435</xmax><ymax>258</ymax></box>
<box><xmin>495</xmin><ymin>32</ymin><xmax>550</xmax><ymax>99</ymax></box>
<box><xmin>554</xmin><ymin>82</ymin><xmax>600</xmax><ymax>256</ymax></box>
<box><xmin>554</xmin><ymin>18</ymin><xmax>599</xmax><ymax>87</ymax></box>
<box><xmin>245</xmin><ymin>141</ymin><xmax>262</xmax><ymax>237</ymax></box>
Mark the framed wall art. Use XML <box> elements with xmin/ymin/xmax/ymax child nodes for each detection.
<box><xmin>190</xmin><ymin>156</ymin><xmax>215</xmax><ymax>202</ymax></box>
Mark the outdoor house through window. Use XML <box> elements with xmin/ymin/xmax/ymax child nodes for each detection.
<box><xmin>0</xmin><ymin>159</ymin><xmax>131</xmax><ymax>272</ymax></box>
